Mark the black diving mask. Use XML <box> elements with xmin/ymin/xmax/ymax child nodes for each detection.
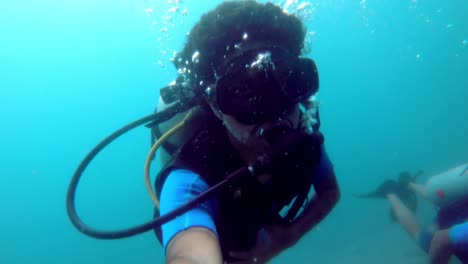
<box><xmin>212</xmin><ymin>48</ymin><xmax>319</xmax><ymax>125</ymax></box>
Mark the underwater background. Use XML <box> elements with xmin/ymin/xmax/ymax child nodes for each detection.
<box><xmin>1</xmin><ymin>0</ymin><xmax>467</xmax><ymax>263</ymax></box>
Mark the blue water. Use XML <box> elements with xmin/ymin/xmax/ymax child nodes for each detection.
<box><xmin>0</xmin><ymin>0</ymin><xmax>467</xmax><ymax>263</ymax></box>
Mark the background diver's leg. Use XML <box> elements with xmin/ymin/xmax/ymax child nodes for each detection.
<box><xmin>409</xmin><ymin>182</ymin><xmax>430</xmax><ymax>202</ymax></box>
<box><xmin>428</xmin><ymin>229</ymin><xmax>453</xmax><ymax>264</ymax></box>
<box><xmin>386</xmin><ymin>193</ymin><xmax>422</xmax><ymax>240</ymax></box>
<box><xmin>386</xmin><ymin>194</ymin><xmax>458</xmax><ymax>264</ymax></box>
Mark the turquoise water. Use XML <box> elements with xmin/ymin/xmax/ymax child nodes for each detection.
<box><xmin>0</xmin><ymin>0</ymin><xmax>466</xmax><ymax>263</ymax></box>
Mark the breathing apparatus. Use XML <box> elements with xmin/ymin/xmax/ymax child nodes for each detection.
<box><xmin>66</xmin><ymin>47</ymin><xmax>321</xmax><ymax>240</ymax></box>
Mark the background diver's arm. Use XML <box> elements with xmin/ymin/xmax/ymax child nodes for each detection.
<box><xmin>430</xmin><ymin>222</ymin><xmax>468</xmax><ymax>264</ymax></box>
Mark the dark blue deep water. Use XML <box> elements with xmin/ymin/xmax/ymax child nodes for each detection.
<box><xmin>1</xmin><ymin>0</ymin><xmax>466</xmax><ymax>263</ymax></box>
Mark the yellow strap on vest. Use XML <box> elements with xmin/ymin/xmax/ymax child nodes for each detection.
<box><xmin>144</xmin><ymin>109</ymin><xmax>195</xmax><ymax>209</ymax></box>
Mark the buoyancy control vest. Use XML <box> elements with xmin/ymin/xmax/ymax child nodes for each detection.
<box><xmin>153</xmin><ymin>113</ymin><xmax>324</xmax><ymax>260</ymax></box>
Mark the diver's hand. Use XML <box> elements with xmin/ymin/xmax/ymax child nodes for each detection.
<box><xmin>228</xmin><ymin>225</ymin><xmax>296</xmax><ymax>264</ymax></box>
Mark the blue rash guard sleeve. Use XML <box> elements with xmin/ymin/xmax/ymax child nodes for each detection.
<box><xmin>449</xmin><ymin>222</ymin><xmax>468</xmax><ymax>255</ymax></box>
<box><xmin>159</xmin><ymin>169</ymin><xmax>218</xmax><ymax>252</ymax></box>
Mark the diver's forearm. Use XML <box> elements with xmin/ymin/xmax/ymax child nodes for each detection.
<box><xmin>259</xmin><ymin>190</ymin><xmax>340</xmax><ymax>260</ymax></box>
<box><xmin>290</xmin><ymin>187</ymin><xmax>340</xmax><ymax>241</ymax></box>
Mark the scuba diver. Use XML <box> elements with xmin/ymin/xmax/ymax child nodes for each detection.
<box><xmin>354</xmin><ymin>170</ymin><xmax>422</xmax><ymax>221</ymax></box>
<box><xmin>66</xmin><ymin>1</ymin><xmax>339</xmax><ymax>264</ymax></box>
<box><xmin>152</xmin><ymin>1</ymin><xmax>340</xmax><ymax>264</ymax></box>
<box><xmin>355</xmin><ymin>164</ymin><xmax>468</xmax><ymax>264</ymax></box>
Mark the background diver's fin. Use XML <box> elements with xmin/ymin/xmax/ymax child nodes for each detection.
<box><xmin>353</xmin><ymin>180</ymin><xmax>399</xmax><ymax>199</ymax></box>
<box><xmin>398</xmin><ymin>170</ymin><xmax>424</xmax><ymax>185</ymax></box>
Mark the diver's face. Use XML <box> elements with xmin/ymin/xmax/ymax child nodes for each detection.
<box><xmin>219</xmin><ymin>104</ymin><xmax>301</xmax><ymax>155</ymax></box>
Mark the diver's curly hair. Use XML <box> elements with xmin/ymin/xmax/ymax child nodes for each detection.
<box><xmin>174</xmin><ymin>0</ymin><xmax>306</xmax><ymax>92</ymax></box>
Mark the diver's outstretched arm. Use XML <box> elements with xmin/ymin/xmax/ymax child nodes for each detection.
<box><xmin>386</xmin><ymin>193</ymin><xmax>421</xmax><ymax>239</ymax></box>
<box><xmin>166</xmin><ymin>227</ymin><xmax>223</xmax><ymax>264</ymax></box>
